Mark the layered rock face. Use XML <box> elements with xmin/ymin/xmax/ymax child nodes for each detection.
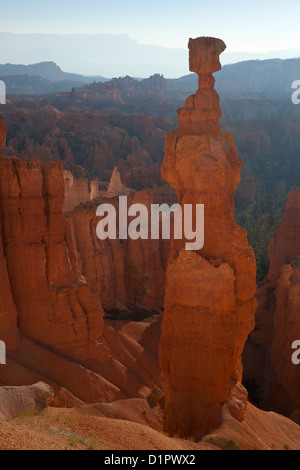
<box><xmin>0</xmin><ymin>131</ymin><xmax>163</xmax><ymax>405</ymax></box>
<box><xmin>0</xmin><ymin>119</ymin><xmax>19</xmax><ymax>350</ymax></box>
<box><xmin>0</xmin><ymin>119</ymin><xmax>6</xmax><ymax>147</ymax></box>
<box><xmin>261</xmin><ymin>189</ymin><xmax>300</xmax><ymax>417</ymax></box>
<box><xmin>0</xmin><ymin>154</ymin><xmax>103</xmax><ymax>361</ymax></box>
<box><xmin>0</xmin><ymin>218</ymin><xmax>19</xmax><ymax>351</ymax></box>
<box><xmin>68</xmin><ymin>187</ymin><xmax>169</xmax><ymax>310</ymax></box>
<box><xmin>242</xmin><ymin>188</ymin><xmax>300</xmax><ymax>416</ymax></box>
<box><xmin>270</xmin><ymin>259</ymin><xmax>300</xmax><ymax>416</ymax></box>
<box><xmin>268</xmin><ymin>188</ymin><xmax>300</xmax><ymax>287</ymax></box>
<box><xmin>159</xmin><ymin>37</ymin><xmax>257</xmax><ymax>438</ymax></box>
<box><xmin>63</xmin><ymin>170</ymin><xmax>90</xmax><ymax>212</ymax></box>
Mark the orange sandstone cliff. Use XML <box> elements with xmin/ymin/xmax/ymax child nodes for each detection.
<box><xmin>242</xmin><ymin>188</ymin><xmax>300</xmax><ymax>418</ymax></box>
<box><xmin>159</xmin><ymin>37</ymin><xmax>257</xmax><ymax>439</ymax></box>
<box><xmin>0</xmin><ymin>120</ymin><xmax>6</xmax><ymax>147</ymax></box>
<box><xmin>67</xmin><ymin>188</ymin><xmax>168</xmax><ymax>311</ymax></box>
<box><xmin>0</xmin><ymin>155</ymin><xmax>103</xmax><ymax>361</ymax></box>
<box><xmin>261</xmin><ymin>189</ymin><xmax>300</xmax><ymax>418</ymax></box>
<box><xmin>0</xmin><ymin>122</ymin><xmax>19</xmax><ymax>352</ymax></box>
<box><xmin>0</xmin><ymin>130</ymin><xmax>162</xmax><ymax>403</ymax></box>
<box><xmin>268</xmin><ymin>189</ymin><xmax>300</xmax><ymax>288</ymax></box>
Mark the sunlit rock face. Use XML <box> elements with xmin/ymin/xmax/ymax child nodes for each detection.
<box><xmin>159</xmin><ymin>37</ymin><xmax>257</xmax><ymax>439</ymax></box>
<box><xmin>68</xmin><ymin>187</ymin><xmax>169</xmax><ymax>311</ymax></box>
<box><xmin>0</xmin><ymin>119</ymin><xmax>6</xmax><ymax>147</ymax></box>
<box><xmin>63</xmin><ymin>170</ymin><xmax>90</xmax><ymax>213</ymax></box>
<box><xmin>0</xmin><ymin>147</ymin><xmax>163</xmax><ymax>405</ymax></box>
<box><xmin>0</xmin><ymin>153</ymin><xmax>103</xmax><ymax>362</ymax></box>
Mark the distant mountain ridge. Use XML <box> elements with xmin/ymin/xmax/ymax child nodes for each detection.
<box><xmin>168</xmin><ymin>58</ymin><xmax>300</xmax><ymax>97</ymax></box>
<box><xmin>1</xmin><ymin>57</ymin><xmax>300</xmax><ymax>97</ymax></box>
<box><xmin>0</xmin><ymin>32</ymin><xmax>188</xmax><ymax>78</ymax></box>
<box><xmin>0</xmin><ymin>61</ymin><xmax>107</xmax><ymax>83</ymax></box>
<box><xmin>0</xmin><ymin>32</ymin><xmax>300</xmax><ymax>78</ymax></box>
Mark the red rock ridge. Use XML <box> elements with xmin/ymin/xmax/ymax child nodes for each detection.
<box><xmin>67</xmin><ymin>187</ymin><xmax>170</xmax><ymax>310</ymax></box>
<box><xmin>268</xmin><ymin>188</ymin><xmax>300</xmax><ymax>287</ymax></box>
<box><xmin>259</xmin><ymin>189</ymin><xmax>300</xmax><ymax>418</ymax></box>
<box><xmin>0</xmin><ymin>154</ymin><xmax>103</xmax><ymax>361</ymax></box>
<box><xmin>0</xmin><ymin>131</ymin><xmax>162</xmax><ymax>405</ymax></box>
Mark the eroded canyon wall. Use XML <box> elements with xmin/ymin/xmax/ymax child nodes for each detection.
<box><xmin>68</xmin><ymin>187</ymin><xmax>169</xmax><ymax>310</ymax></box>
<box><xmin>268</xmin><ymin>189</ymin><xmax>300</xmax><ymax>287</ymax></box>
<box><xmin>159</xmin><ymin>37</ymin><xmax>257</xmax><ymax>438</ymax></box>
<box><xmin>242</xmin><ymin>187</ymin><xmax>300</xmax><ymax>419</ymax></box>
<box><xmin>266</xmin><ymin>189</ymin><xmax>300</xmax><ymax>418</ymax></box>
<box><xmin>0</xmin><ymin>121</ymin><xmax>19</xmax><ymax>352</ymax></box>
<box><xmin>0</xmin><ymin>123</ymin><xmax>163</xmax><ymax>403</ymax></box>
<box><xmin>0</xmin><ymin>154</ymin><xmax>103</xmax><ymax>361</ymax></box>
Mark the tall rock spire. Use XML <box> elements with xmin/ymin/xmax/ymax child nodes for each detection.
<box><xmin>159</xmin><ymin>37</ymin><xmax>257</xmax><ymax>439</ymax></box>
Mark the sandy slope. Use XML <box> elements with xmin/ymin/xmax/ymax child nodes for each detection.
<box><xmin>1</xmin><ymin>397</ymin><xmax>300</xmax><ymax>450</ymax></box>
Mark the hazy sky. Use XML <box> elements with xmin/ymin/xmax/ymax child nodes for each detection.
<box><xmin>0</xmin><ymin>0</ymin><xmax>299</xmax><ymax>53</ymax></box>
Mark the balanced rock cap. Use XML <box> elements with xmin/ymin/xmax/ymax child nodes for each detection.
<box><xmin>188</xmin><ymin>37</ymin><xmax>227</xmax><ymax>74</ymax></box>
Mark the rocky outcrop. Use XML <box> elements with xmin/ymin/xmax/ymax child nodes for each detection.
<box><xmin>0</xmin><ymin>382</ymin><xmax>54</xmax><ymax>420</ymax></box>
<box><xmin>68</xmin><ymin>188</ymin><xmax>170</xmax><ymax>310</ymax></box>
<box><xmin>0</xmin><ymin>142</ymin><xmax>163</xmax><ymax>405</ymax></box>
<box><xmin>268</xmin><ymin>188</ymin><xmax>300</xmax><ymax>286</ymax></box>
<box><xmin>63</xmin><ymin>170</ymin><xmax>90</xmax><ymax>212</ymax></box>
<box><xmin>0</xmin><ymin>119</ymin><xmax>6</xmax><ymax>147</ymax></box>
<box><xmin>107</xmin><ymin>166</ymin><xmax>130</xmax><ymax>195</ymax></box>
<box><xmin>256</xmin><ymin>189</ymin><xmax>300</xmax><ymax>417</ymax></box>
<box><xmin>0</xmin><ymin>154</ymin><xmax>103</xmax><ymax>361</ymax></box>
<box><xmin>159</xmin><ymin>37</ymin><xmax>257</xmax><ymax>439</ymax></box>
<box><xmin>269</xmin><ymin>259</ymin><xmax>300</xmax><ymax>416</ymax></box>
<box><xmin>0</xmin><ymin>120</ymin><xmax>19</xmax><ymax>351</ymax></box>
<box><xmin>242</xmin><ymin>188</ymin><xmax>300</xmax><ymax>418</ymax></box>
<box><xmin>0</xmin><ymin>223</ymin><xmax>19</xmax><ymax>351</ymax></box>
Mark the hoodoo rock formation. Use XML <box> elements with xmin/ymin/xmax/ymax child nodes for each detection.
<box><xmin>63</xmin><ymin>170</ymin><xmax>90</xmax><ymax>212</ymax></box>
<box><xmin>107</xmin><ymin>166</ymin><xmax>130</xmax><ymax>196</ymax></box>
<box><xmin>68</xmin><ymin>187</ymin><xmax>169</xmax><ymax>310</ymax></box>
<box><xmin>268</xmin><ymin>188</ymin><xmax>300</xmax><ymax>288</ymax></box>
<box><xmin>270</xmin><ymin>259</ymin><xmax>300</xmax><ymax>417</ymax></box>
<box><xmin>159</xmin><ymin>37</ymin><xmax>257</xmax><ymax>438</ymax></box>
<box><xmin>260</xmin><ymin>188</ymin><xmax>300</xmax><ymax>418</ymax></box>
<box><xmin>0</xmin><ymin>135</ymin><xmax>163</xmax><ymax>404</ymax></box>
<box><xmin>242</xmin><ymin>188</ymin><xmax>300</xmax><ymax>419</ymax></box>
